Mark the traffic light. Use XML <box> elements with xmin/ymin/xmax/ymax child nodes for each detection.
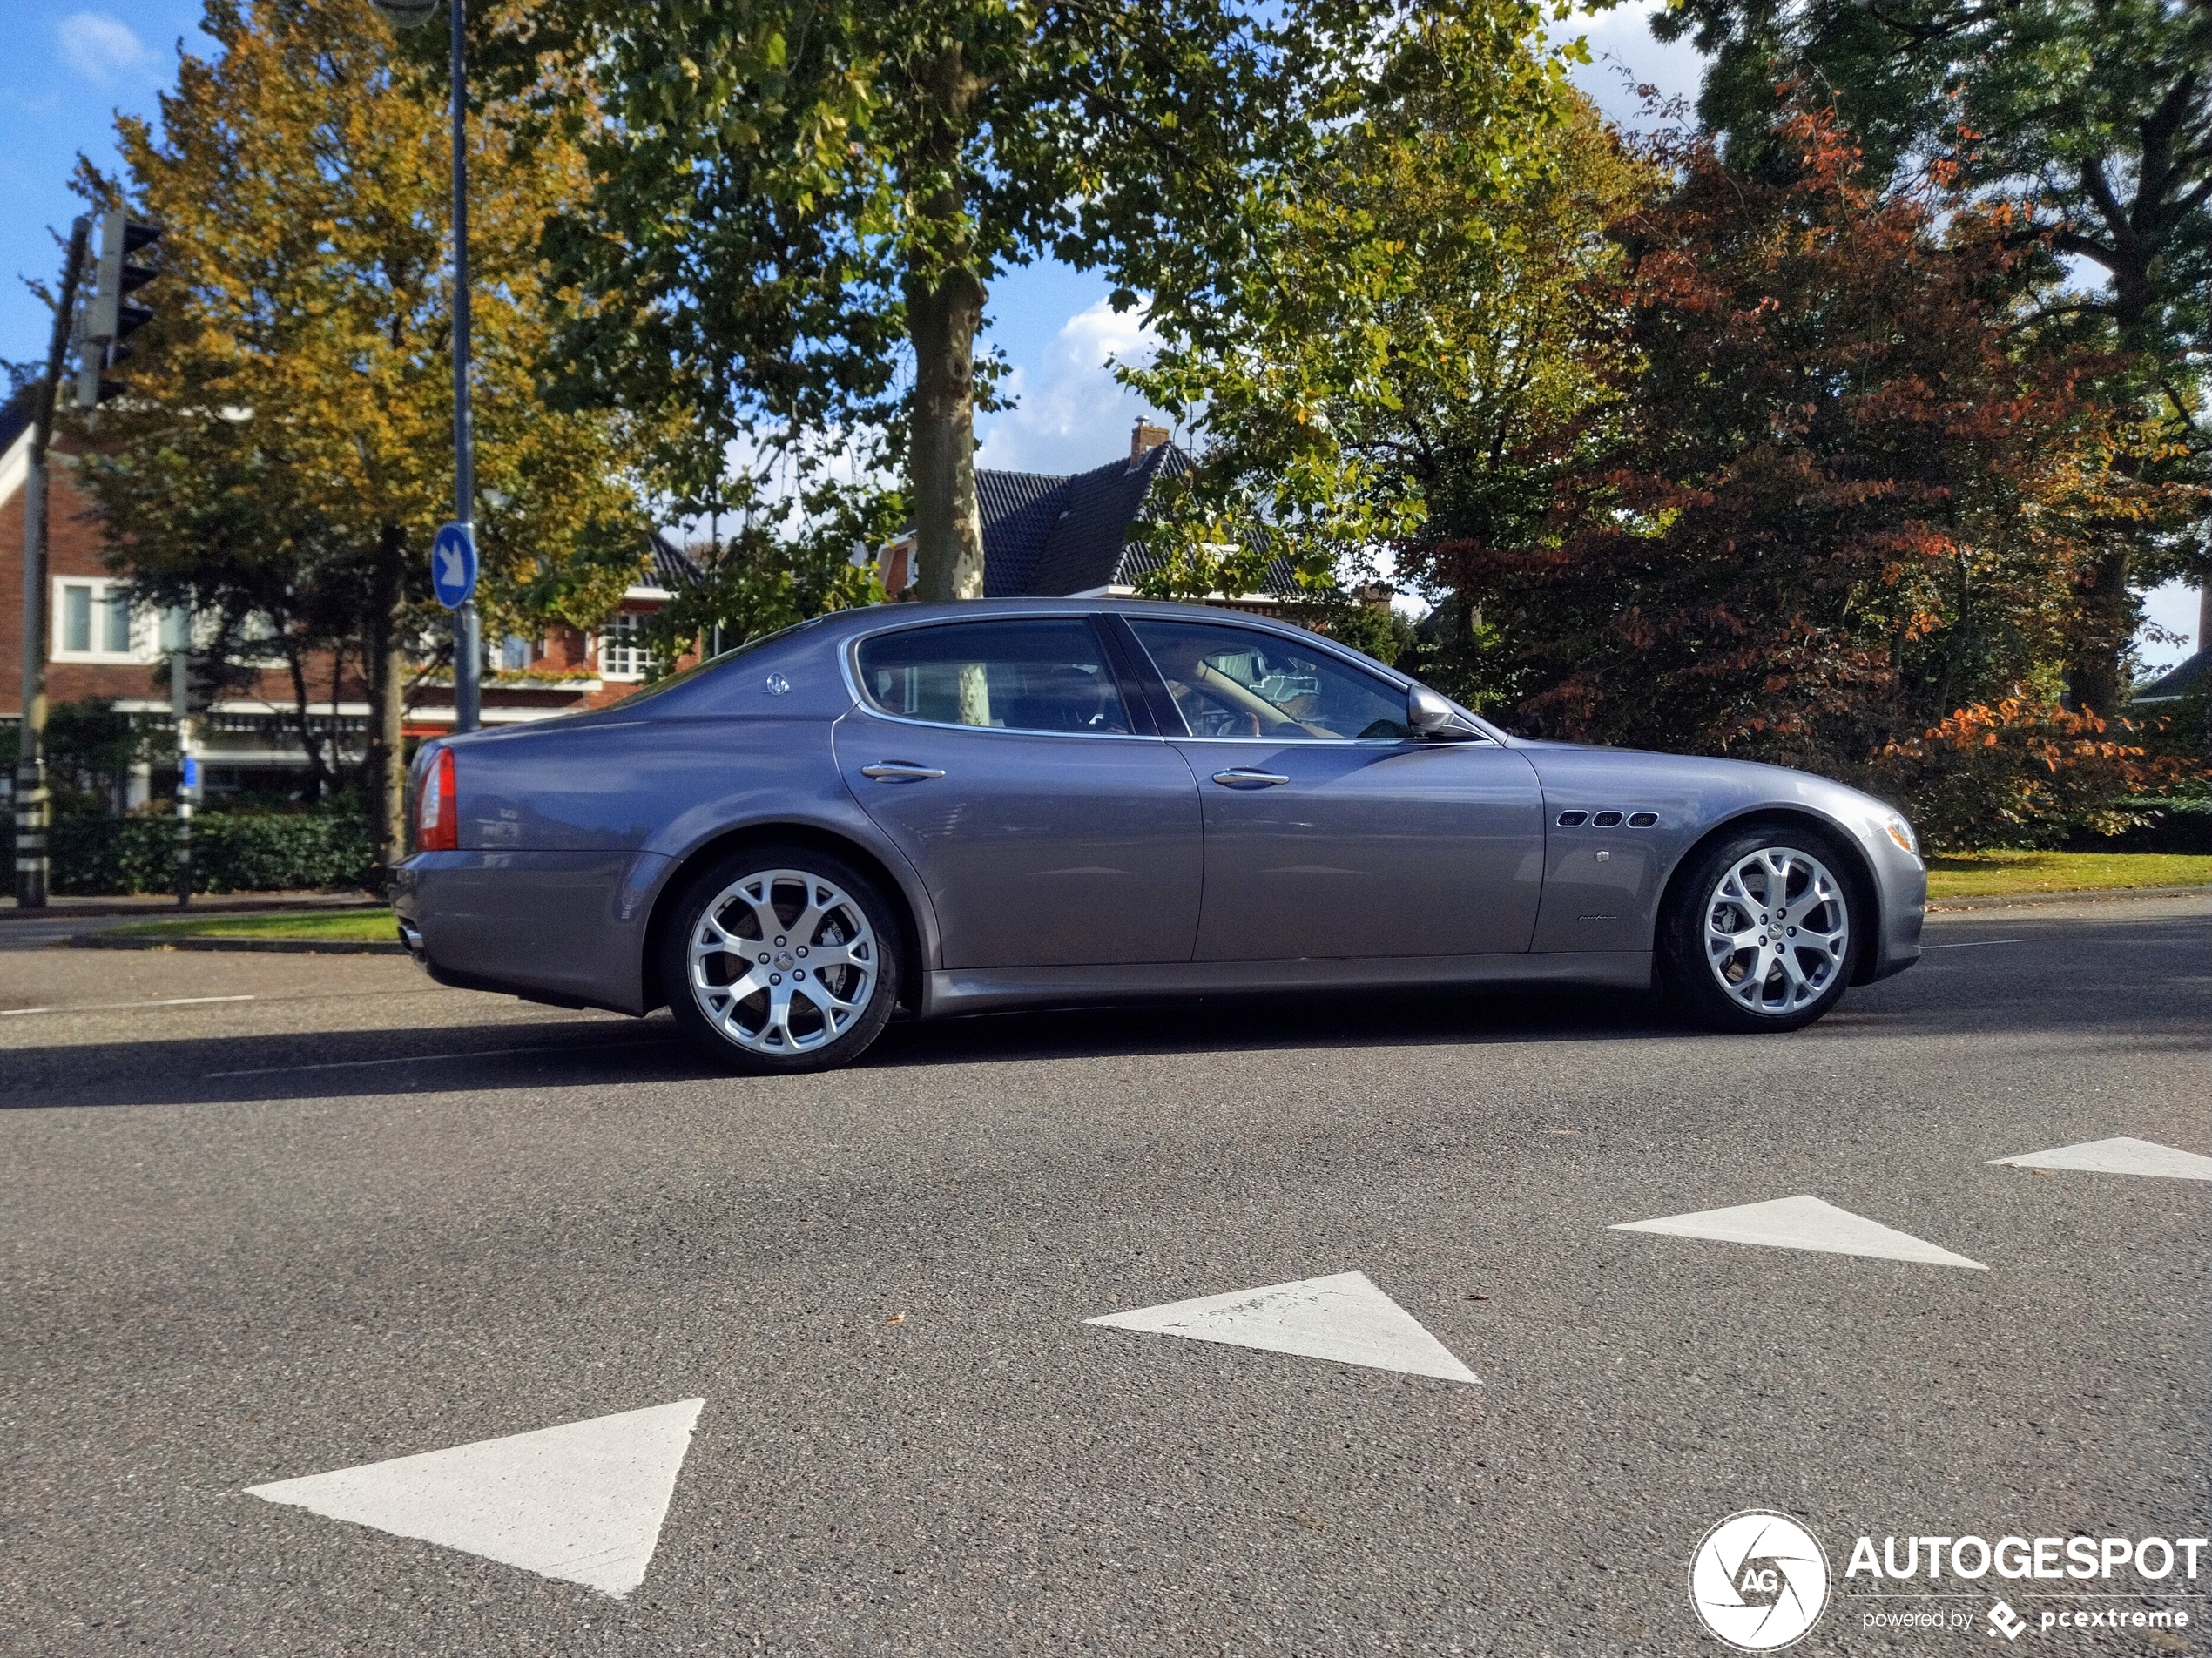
<box><xmin>75</xmin><ymin>209</ymin><xmax>161</xmax><ymax>410</ymax></box>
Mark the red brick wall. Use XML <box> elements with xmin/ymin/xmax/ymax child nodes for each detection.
<box><xmin>3</xmin><ymin>442</ymin><xmax>354</xmax><ymax>716</ymax></box>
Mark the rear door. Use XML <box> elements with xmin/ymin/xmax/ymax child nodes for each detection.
<box><xmin>834</xmin><ymin>615</ymin><xmax>1204</xmax><ymax>969</ymax></box>
<box><xmin>1116</xmin><ymin>614</ymin><xmax>1546</xmax><ymax>960</ymax></box>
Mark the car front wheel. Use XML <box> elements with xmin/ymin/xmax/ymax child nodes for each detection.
<box><xmin>1661</xmin><ymin>827</ymin><xmax>1858</xmax><ymax>1033</ymax></box>
<box><xmin>661</xmin><ymin>846</ymin><xmax>900</xmax><ymax>1073</ymax></box>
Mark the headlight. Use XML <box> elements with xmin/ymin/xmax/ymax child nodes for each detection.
<box><xmin>1884</xmin><ymin>814</ymin><xmax>1919</xmax><ymax>858</ymax></box>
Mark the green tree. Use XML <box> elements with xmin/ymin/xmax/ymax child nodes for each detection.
<box><xmin>1124</xmin><ymin>84</ymin><xmax>1649</xmax><ymax>659</ymax></box>
<box><xmin>78</xmin><ymin>0</ymin><xmax>644</xmax><ymax>875</ymax></box>
<box><xmin>634</xmin><ymin>478</ymin><xmax>894</xmax><ymax>675</ymax></box>
<box><xmin>519</xmin><ymin>0</ymin><xmax>1572</xmax><ymax>608</ymax></box>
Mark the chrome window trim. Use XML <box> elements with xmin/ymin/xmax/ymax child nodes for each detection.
<box><xmin>835</xmin><ymin>605</ymin><xmax>1504</xmax><ymax>747</ymax></box>
<box><xmin>838</xmin><ymin>612</ymin><xmax>1165</xmax><ymax>744</ymax></box>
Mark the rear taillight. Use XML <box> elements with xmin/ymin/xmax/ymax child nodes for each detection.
<box><xmin>417</xmin><ymin>747</ymin><xmax>457</xmax><ymax>852</ymax></box>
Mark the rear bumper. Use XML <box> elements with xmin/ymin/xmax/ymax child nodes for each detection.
<box><xmin>392</xmin><ymin>849</ymin><xmax>671</xmax><ymax>1015</ymax></box>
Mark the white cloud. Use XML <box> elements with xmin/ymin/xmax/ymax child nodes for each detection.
<box><xmin>57</xmin><ymin>11</ymin><xmax>154</xmax><ymax>86</ymax></box>
<box><xmin>1554</xmin><ymin>1</ymin><xmax>1706</xmax><ymax>133</ymax></box>
<box><xmin>975</xmin><ymin>298</ymin><xmax>1169</xmax><ymax>475</ymax></box>
<box><xmin>2138</xmin><ymin>578</ymin><xmax>2202</xmax><ymax>671</ymax></box>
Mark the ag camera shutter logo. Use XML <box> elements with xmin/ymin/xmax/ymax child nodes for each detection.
<box><xmin>1689</xmin><ymin>1511</ymin><xmax>1831</xmax><ymax>1650</ymax></box>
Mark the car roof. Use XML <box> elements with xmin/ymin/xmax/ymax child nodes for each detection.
<box><xmin>809</xmin><ymin>596</ymin><xmax>1318</xmax><ymax>637</ymax></box>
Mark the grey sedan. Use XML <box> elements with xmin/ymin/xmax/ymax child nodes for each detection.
<box><xmin>393</xmin><ymin>599</ymin><xmax>1925</xmax><ymax>1072</ymax></box>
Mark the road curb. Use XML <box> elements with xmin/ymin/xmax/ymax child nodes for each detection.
<box><xmin>1925</xmin><ymin>883</ymin><xmax>2212</xmax><ymax>913</ymax></box>
<box><xmin>3</xmin><ymin>896</ymin><xmax>381</xmax><ymax>923</ymax></box>
<box><xmin>66</xmin><ymin>934</ymin><xmax>408</xmax><ymax>955</ymax></box>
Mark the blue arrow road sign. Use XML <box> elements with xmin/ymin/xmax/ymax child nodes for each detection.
<box><xmin>431</xmin><ymin>522</ymin><xmax>477</xmax><ymax>610</ymax></box>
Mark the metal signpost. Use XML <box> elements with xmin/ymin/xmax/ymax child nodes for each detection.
<box><xmin>171</xmin><ymin>616</ymin><xmax>194</xmax><ymax>907</ymax></box>
<box><xmin>444</xmin><ymin>0</ymin><xmax>480</xmax><ymax>734</ymax></box>
<box><xmin>370</xmin><ymin>0</ymin><xmax>478</xmax><ymax>732</ymax></box>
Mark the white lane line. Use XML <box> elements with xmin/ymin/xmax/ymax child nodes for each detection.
<box><xmin>2</xmin><ymin>994</ymin><xmax>257</xmax><ymax>1018</ymax></box>
<box><xmin>206</xmin><ymin>1035</ymin><xmax>672</xmax><ymax>1079</ymax></box>
<box><xmin>246</xmin><ymin>1398</ymin><xmax>705</xmax><ymax>1599</ymax></box>
<box><xmin>1087</xmin><ymin>1271</ymin><xmax>1480</xmax><ymax>1383</ymax></box>
<box><xmin>1610</xmin><ymin>1194</ymin><xmax>1987</xmax><ymax>1269</ymax></box>
<box><xmin>1919</xmin><ymin>938</ymin><xmax>2031</xmax><ymax>950</ymax></box>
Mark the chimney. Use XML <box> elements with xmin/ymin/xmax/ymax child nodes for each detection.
<box><xmin>1130</xmin><ymin>420</ymin><xmax>1170</xmax><ymax>462</ymax></box>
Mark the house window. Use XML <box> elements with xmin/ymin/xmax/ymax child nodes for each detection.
<box><xmin>599</xmin><ymin>611</ymin><xmax>648</xmax><ymax>682</ymax></box>
<box><xmin>53</xmin><ymin>579</ymin><xmax>145</xmax><ymax>664</ymax></box>
<box><xmin>499</xmin><ymin>635</ymin><xmax>536</xmax><ymax>671</ymax></box>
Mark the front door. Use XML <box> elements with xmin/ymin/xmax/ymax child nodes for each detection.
<box><xmin>1119</xmin><ymin>615</ymin><xmax>1546</xmax><ymax>960</ymax></box>
<box><xmin>835</xmin><ymin>615</ymin><xmax>1204</xmax><ymax>969</ymax></box>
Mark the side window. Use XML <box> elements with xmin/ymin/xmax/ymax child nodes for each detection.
<box><xmin>856</xmin><ymin>619</ymin><xmax>1133</xmax><ymax>735</ymax></box>
<box><xmin>1128</xmin><ymin>618</ymin><xmax>1410</xmax><ymax>741</ymax></box>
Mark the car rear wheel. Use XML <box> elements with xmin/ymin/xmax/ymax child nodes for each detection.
<box><xmin>1661</xmin><ymin>826</ymin><xmax>1857</xmax><ymax>1033</ymax></box>
<box><xmin>662</xmin><ymin>846</ymin><xmax>899</xmax><ymax>1073</ymax></box>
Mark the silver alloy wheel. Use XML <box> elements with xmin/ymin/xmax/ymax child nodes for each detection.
<box><xmin>1702</xmin><ymin>846</ymin><xmax>1851</xmax><ymax>1016</ymax></box>
<box><xmin>688</xmin><ymin>868</ymin><xmax>879</xmax><ymax>1055</ymax></box>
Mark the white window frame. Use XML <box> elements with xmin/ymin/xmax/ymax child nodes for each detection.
<box><xmin>598</xmin><ymin>610</ymin><xmax>649</xmax><ymax>682</ymax></box>
<box><xmin>51</xmin><ymin>577</ymin><xmax>155</xmax><ymax>664</ymax></box>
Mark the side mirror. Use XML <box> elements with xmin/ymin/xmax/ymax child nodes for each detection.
<box><xmin>1407</xmin><ymin>684</ymin><xmax>1459</xmax><ymax>735</ymax></box>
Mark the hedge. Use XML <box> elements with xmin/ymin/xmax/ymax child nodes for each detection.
<box><xmin>3</xmin><ymin>811</ymin><xmax>374</xmax><ymax>895</ymax></box>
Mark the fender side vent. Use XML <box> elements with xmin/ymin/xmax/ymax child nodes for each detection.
<box><xmin>1591</xmin><ymin>810</ymin><xmax>1625</xmax><ymax>827</ymax></box>
<box><xmin>1555</xmin><ymin>810</ymin><xmax>1588</xmax><ymax>826</ymax></box>
<box><xmin>1628</xmin><ymin>811</ymin><xmax>1659</xmax><ymax>827</ymax></box>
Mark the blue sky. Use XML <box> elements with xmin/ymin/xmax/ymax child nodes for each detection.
<box><xmin>3</xmin><ymin>2</ymin><xmax>2195</xmax><ymax>660</ymax></box>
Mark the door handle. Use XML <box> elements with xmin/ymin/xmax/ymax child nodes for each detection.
<box><xmin>860</xmin><ymin>762</ymin><xmax>946</xmax><ymax>782</ymax></box>
<box><xmin>1211</xmin><ymin>767</ymin><xmax>1291</xmax><ymax>788</ymax></box>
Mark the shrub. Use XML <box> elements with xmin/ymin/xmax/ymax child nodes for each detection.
<box><xmin>5</xmin><ymin>809</ymin><xmax>374</xmax><ymax>894</ymax></box>
<box><xmin>1865</xmin><ymin>698</ymin><xmax>2202</xmax><ymax>851</ymax></box>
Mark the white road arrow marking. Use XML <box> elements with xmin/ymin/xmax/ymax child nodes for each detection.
<box><xmin>1087</xmin><ymin>1270</ymin><xmax>1479</xmax><ymax>1383</ymax></box>
<box><xmin>1988</xmin><ymin>1136</ymin><xmax>2212</xmax><ymax>1181</ymax></box>
<box><xmin>246</xmin><ymin>1398</ymin><xmax>704</xmax><ymax>1598</ymax></box>
<box><xmin>1610</xmin><ymin>1194</ymin><xmax>1986</xmax><ymax>1270</ymax></box>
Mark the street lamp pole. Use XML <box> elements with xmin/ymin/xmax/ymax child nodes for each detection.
<box><xmin>447</xmin><ymin>0</ymin><xmax>479</xmax><ymax>733</ymax></box>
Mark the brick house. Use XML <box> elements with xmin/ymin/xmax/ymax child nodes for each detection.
<box><xmin>4</xmin><ymin>402</ymin><xmax>1272</xmax><ymax>802</ymax></box>
<box><xmin>0</xmin><ymin>392</ymin><xmax>673</xmax><ymax>801</ymax></box>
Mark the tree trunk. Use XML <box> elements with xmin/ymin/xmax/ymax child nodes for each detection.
<box><xmin>365</xmin><ymin>524</ymin><xmax>408</xmax><ymax>886</ymax></box>
<box><xmin>907</xmin><ymin>267</ymin><xmax>988</xmax><ymax>603</ymax></box>
<box><xmin>2065</xmin><ymin>540</ymin><xmax>2132</xmax><ymax>718</ymax></box>
<box><xmin>286</xmin><ymin>644</ymin><xmax>329</xmax><ymax>805</ymax></box>
<box><xmin>904</xmin><ymin>44</ymin><xmax>986</xmax><ymax>605</ymax></box>
<box><xmin>2060</xmin><ymin>211</ymin><xmax>2161</xmax><ymax>719</ymax></box>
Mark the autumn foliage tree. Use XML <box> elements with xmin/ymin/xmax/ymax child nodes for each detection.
<box><xmin>79</xmin><ymin>0</ymin><xmax>644</xmax><ymax>874</ymax></box>
<box><xmin>1443</xmin><ymin>109</ymin><xmax>2195</xmax><ymax>839</ymax></box>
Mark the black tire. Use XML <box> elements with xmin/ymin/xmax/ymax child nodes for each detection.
<box><xmin>660</xmin><ymin>843</ymin><xmax>900</xmax><ymax>1074</ymax></box>
<box><xmin>1659</xmin><ymin>823</ymin><xmax>1859</xmax><ymax>1034</ymax></box>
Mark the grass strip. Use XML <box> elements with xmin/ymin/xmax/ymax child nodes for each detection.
<box><xmin>1925</xmin><ymin>851</ymin><xmax>2212</xmax><ymax>900</ymax></box>
<box><xmin>109</xmin><ymin>907</ymin><xmax>398</xmax><ymax>942</ymax></box>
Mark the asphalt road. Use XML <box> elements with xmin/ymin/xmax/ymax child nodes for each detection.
<box><xmin>2</xmin><ymin>894</ymin><xmax>2205</xmax><ymax>1656</ymax></box>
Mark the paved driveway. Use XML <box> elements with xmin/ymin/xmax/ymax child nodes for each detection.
<box><xmin>2</xmin><ymin>895</ymin><xmax>2205</xmax><ymax>1655</ymax></box>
